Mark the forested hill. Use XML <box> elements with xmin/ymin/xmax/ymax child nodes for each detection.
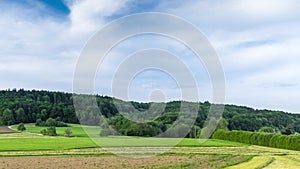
<box><xmin>0</xmin><ymin>89</ymin><xmax>299</xmax><ymax>135</ymax></box>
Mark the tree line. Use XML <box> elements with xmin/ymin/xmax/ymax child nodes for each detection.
<box><xmin>0</xmin><ymin>89</ymin><xmax>299</xmax><ymax>137</ymax></box>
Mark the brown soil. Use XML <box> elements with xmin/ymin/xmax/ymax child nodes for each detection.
<box><xmin>0</xmin><ymin>155</ymin><xmax>237</xmax><ymax>169</ymax></box>
<box><xmin>0</xmin><ymin>126</ymin><xmax>17</xmax><ymax>133</ymax></box>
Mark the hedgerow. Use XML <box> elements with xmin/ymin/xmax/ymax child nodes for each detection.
<box><xmin>212</xmin><ymin>130</ymin><xmax>300</xmax><ymax>151</ymax></box>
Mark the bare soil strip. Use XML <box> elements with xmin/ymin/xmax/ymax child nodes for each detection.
<box><xmin>0</xmin><ymin>155</ymin><xmax>248</xmax><ymax>169</ymax></box>
<box><xmin>1</xmin><ymin>146</ymin><xmax>300</xmax><ymax>157</ymax></box>
<box><xmin>0</xmin><ymin>126</ymin><xmax>17</xmax><ymax>134</ymax></box>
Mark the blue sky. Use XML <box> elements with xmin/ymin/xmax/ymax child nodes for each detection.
<box><xmin>1</xmin><ymin>0</ymin><xmax>300</xmax><ymax>113</ymax></box>
<box><xmin>39</xmin><ymin>0</ymin><xmax>70</xmax><ymax>14</ymax></box>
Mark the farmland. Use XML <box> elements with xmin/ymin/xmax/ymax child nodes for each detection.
<box><xmin>0</xmin><ymin>126</ymin><xmax>17</xmax><ymax>134</ymax></box>
<box><xmin>3</xmin><ymin>124</ymin><xmax>245</xmax><ymax>151</ymax></box>
<box><xmin>0</xmin><ymin>155</ymin><xmax>252</xmax><ymax>169</ymax></box>
<box><xmin>0</xmin><ymin>125</ymin><xmax>300</xmax><ymax>168</ymax></box>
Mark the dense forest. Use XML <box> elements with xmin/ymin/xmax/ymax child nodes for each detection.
<box><xmin>0</xmin><ymin>89</ymin><xmax>299</xmax><ymax>137</ymax></box>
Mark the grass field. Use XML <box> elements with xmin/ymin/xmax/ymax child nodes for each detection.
<box><xmin>0</xmin><ymin>134</ymin><xmax>246</xmax><ymax>151</ymax></box>
<box><xmin>11</xmin><ymin>124</ymin><xmax>97</xmax><ymax>137</ymax></box>
<box><xmin>2</xmin><ymin>124</ymin><xmax>300</xmax><ymax>168</ymax></box>
<box><xmin>5</xmin><ymin>124</ymin><xmax>246</xmax><ymax>151</ymax></box>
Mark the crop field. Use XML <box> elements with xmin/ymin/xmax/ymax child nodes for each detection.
<box><xmin>1</xmin><ymin>125</ymin><xmax>300</xmax><ymax>168</ymax></box>
<box><xmin>0</xmin><ymin>155</ymin><xmax>254</xmax><ymax>169</ymax></box>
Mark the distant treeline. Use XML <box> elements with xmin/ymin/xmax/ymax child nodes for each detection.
<box><xmin>212</xmin><ymin>130</ymin><xmax>300</xmax><ymax>151</ymax></box>
<box><xmin>0</xmin><ymin>89</ymin><xmax>300</xmax><ymax>137</ymax></box>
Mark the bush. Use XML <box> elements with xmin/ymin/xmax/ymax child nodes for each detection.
<box><xmin>64</xmin><ymin>128</ymin><xmax>72</xmax><ymax>137</ymax></box>
<box><xmin>17</xmin><ymin>123</ymin><xmax>26</xmax><ymax>131</ymax></box>
<box><xmin>47</xmin><ymin>126</ymin><xmax>57</xmax><ymax>136</ymax></box>
<box><xmin>36</xmin><ymin>118</ymin><xmax>68</xmax><ymax>127</ymax></box>
<box><xmin>46</xmin><ymin>118</ymin><xmax>56</xmax><ymax>127</ymax></box>
<box><xmin>40</xmin><ymin>126</ymin><xmax>57</xmax><ymax>136</ymax></box>
<box><xmin>40</xmin><ymin>129</ymin><xmax>47</xmax><ymax>135</ymax></box>
<box><xmin>35</xmin><ymin>119</ymin><xmax>43</xmax><ymax>126</ymax></box>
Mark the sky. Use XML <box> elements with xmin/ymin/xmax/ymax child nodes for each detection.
<box><xmin>1</xmin><ymin>0</ymin><xmax>300</xmax><ymax>113</ymax></box>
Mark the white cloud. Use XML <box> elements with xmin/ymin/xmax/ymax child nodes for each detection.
<box><xmin>1</xmin><ymin>0</ymin><xmax>300</xmax><ymax>112</ymax></box>
<box><xmin>0</xmin><ymin>0</ymin><xmax>129</xmax><ymax>92</ymax></box>
<box><xmin>161</xmin><ymin>0</ymin><xmax>300</xmax><ymax>26</ymax></box>
<box><xmin>153</xmin><ymin>0</ymin><xmax>300</xmax><ymax>112</ymax></box>
<box><xmin>233</xmin><ymin>0</ymin><xmax>300</xmax><ymax>20</ymax></box>
<box><xmin>68</xmin><ymin>0</ymin><xmax>129</xmax><ymax>35</ymax></box>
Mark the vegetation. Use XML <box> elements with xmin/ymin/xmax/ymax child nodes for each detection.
<box><xmin>17</xmin><ymin>123</ymin><xmax>26</xmax><ymax>131</ymax></box>
<box><xmin>0</xmin><ymin>137</ymin><xmax>97</xmax><ymax>151</ymax></box>
<box><xmin>226</xmin><ymin>156</ymin><xmax>274</xmax><ymax>169</ymax></box>
<box><xmin>0</xmin><ymin>86</ymin><xmax>298</xmax><ymax>168</ymax></box>
<box><xmin>259</xmin><ymin>126</ymin><xmax>275</xmax><ymax>133</ymax></box>
<box><xmin>64</xmin><ymin>128</ymin><xmax>72</xmax><ymax>137</ymax></box>
<box><xmin>1</xmin><ymin>125</ymin><xmax>247</xmax><ymax>151</ymax></box>
<box><xmin>36</xmin><ymin>118</ymin><xmax>68</xmax><ymax>127</ymax></box>
<box><xmin>12</xmin><ymin>124</ymin><xmax>95</xmax><ymax>137</ymax></box>
<box><xmin>40</xmin><ymin>126</ymin><xmax>57</xmax><ymax>136</ymax></box>
<box><xmin>212</xmin><ymin>130</ymin><xmax>300</xmax><ymax>151</ymax></box>
<box><xmin>0</xmin><ymin>133</ymin><xmax>299</xmax><ymax>168</ymax></box>
<box><xmin>0</xmin><ymin>89</ymin><xmax>300</xmax><ymax>138</ymax></box>
<box><xmin>1</xmin><ymin>125</ymin><xmax>299</xmax><ymax>168</ymax></box>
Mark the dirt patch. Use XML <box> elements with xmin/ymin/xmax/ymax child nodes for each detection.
<box><xmin>0</xmin><ymin>126</ymin><xmax>17</xmax><ymax>134</ymax></box>
<box><xmin>0</xmin><ymin>155</ymin><xmax>248</xmax><ymax>169</ymax></box>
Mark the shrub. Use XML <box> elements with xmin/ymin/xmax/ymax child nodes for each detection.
<box><xmin>40</xmin><ymin>126</ymin><xmax>57</xmax><ymax>136</ymax></box>
<box><xmin>40</xmin><ymin>129</ymin><xmax>47</xmax><ymax>135</ymax></box>
<box><xmin>35</xmin><ymin>119</ymin><xmax>43</xmax><ymax>126</ymax></box>
<box><xmin>36</xmin><ymin>118</ymin><xmax>68</xmax><ymax>127</ymax></box>
<box><xmin>64</xmin><ymin>128</ymin><xmax>72</xmax><ymax>137</ymax></box>
<box><xmin>47</xmin><ymin>126</ymin><xmax>57</xmax><ymax>136</ymax></box>
<box><xmin>17</xmin><ymin>123</ymin><xmax>26</xmax><ymax>131</ymax></box>
<box><xmin>46</xmin><ymin>118</ymin><xmax>56</xmax><ymax>127</ymax></box>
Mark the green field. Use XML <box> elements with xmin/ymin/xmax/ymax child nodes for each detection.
<box><xmin>3</xmin><ymin>124</ymin><xmax>246</xmax><ymax>151</ymax></box>
<box><xmin>11</xmin><ymin>124</ymin><xmax>97</xmax><ymax>137</ymax></box>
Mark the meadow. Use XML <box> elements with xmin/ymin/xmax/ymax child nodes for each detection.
<box><xmin>4</xmin><ymin>124</ymin><xmax>246</xmax><ymax>151</ymax></box>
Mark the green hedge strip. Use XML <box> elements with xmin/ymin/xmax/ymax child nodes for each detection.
<box><xmin>212</xmin><ymin>130</ymin><xmax>300</xmax><ymax>151</ymax></box>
